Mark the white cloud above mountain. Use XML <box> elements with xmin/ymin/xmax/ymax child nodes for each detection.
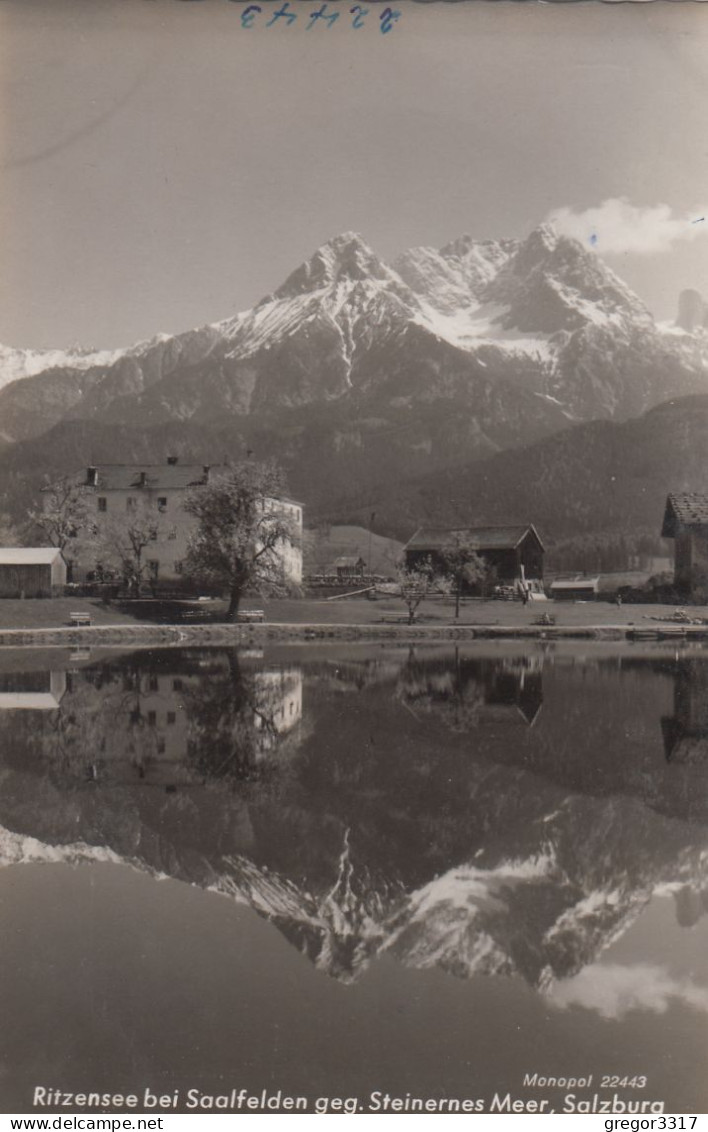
<box><xmin>548</xmin><ymin>199</ymin><xmax>708</xmax><ymax>256</ymax></box>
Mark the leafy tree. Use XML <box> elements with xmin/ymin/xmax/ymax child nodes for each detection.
<box><xmin>182</xmin><ymin>461</ymin><xmax>297</xmax><ymax>619</ymax></box>
<box><xmin>396</xmin><ymin>558</ymin><xmax>436</xmax><ymax>625</ymax></box>
<box><xmin>439</xmin><ymin>533</ymin><xmax>487</xmax><ymax>618</ymax></box>
<box><xmin>26</xmin><ymin>476</ymin><xmax>97</xmax><ymax>582</ymax></box>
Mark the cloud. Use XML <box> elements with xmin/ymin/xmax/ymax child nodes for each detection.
<box><xmin>547</xmin><ymin>962</ymin><xmax>708</xmax><ymax>1020</ymax></box>
<box><xmin>547</xmin><ymin>198</ymin><xmax>708</xmax><ymax>256</ymax></box>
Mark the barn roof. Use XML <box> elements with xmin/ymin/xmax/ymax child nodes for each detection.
<box><xmin>662</xmin><ymin>492</ymin><xmax>708</xmax><ymax>538</ymax></box>
<box><xmin>405</xmin><ymin>525</ymin><xmax>544</xmax><ymax>552</ymax></box>
<box><xmin>0</xmin><ymin>547</ymin><xmax>64</xmax><ymax>565</ymax></box>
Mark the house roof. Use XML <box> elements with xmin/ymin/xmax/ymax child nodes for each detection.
<box><xmin>662</xmin><ymin>492</ymin><xmax>708</xmax><ymax>538</ymax></box>
<box><xmin>66</xmin><ymin>464</ymin><xmax>303</xmax><ymax>506</ymax></box>
<box><xmin>405</xmin><ymin>525</ymin><xmax>544</xmax><ymax>552</ymax></box>
<box><xmin>81</xmin><ymin>464</ymin><xmax>215</xmax><ymax>491</ymax></box>
<box><xmin>0</xmin><ymin>547</ymin><xmax>64</xmax><ymax>565</ymax></box>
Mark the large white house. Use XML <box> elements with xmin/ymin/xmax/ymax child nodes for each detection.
<box><xmin>53</xmin><ymin>459</ymin><xmax>303</xmax><ymax>587</ymax></box>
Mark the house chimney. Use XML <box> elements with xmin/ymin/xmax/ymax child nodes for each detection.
<box><xmin>167</xmin><ymin>455</ymin><xmax>178</xmax><ymax>466</ymax></box>
<box><xmin>87</xmin><ymin>466</ymin><xmax>98</xmax><ymax>486</ymax></box>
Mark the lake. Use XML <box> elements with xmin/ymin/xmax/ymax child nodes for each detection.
<box><xmin>0</xmin><ymin>641</ymin><xmax>706</xmax><ymax>1115</ymax></box>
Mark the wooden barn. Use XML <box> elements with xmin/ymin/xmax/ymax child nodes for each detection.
<box><xmin>404</xmin><ymin>525</ymin><xmax>544</xmax><ymax>589</ymax></box>
<box><xmin>0</xmin><ymin>548</ymin><xmax>67</xmax><ymax>598</ymax></box>
<box><xmin>333</xmin><ymin>556</ymin><xmax>367</xmax><ymax>579</ymax></box>
<box><xmin>661</xmin><ymin>492</ymin><xmax>708</xmax><ymax>599</ymax></box>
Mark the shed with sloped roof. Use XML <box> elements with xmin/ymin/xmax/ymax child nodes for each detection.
<box><xmin>0</xmin><ymin>547</ymin><xmax>67</xmax><ymax>597</ymax></box>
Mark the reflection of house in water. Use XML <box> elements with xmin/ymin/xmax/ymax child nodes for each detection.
<box><xmin>400</xmin><ymin>656</ymin><xmax>543</xmax><ymax>727</ymax></box>
<box><xmin>0</xmin><ymin>669</ymin><xmax>66</xmax><ymax>710</ymax></box>
<box><xmin>51</xmin><ymin>655</ymin><xmax>305</xmax><ymax>787</ymax></box>
<box><xmin>662</xmin><ymin>660</ymin><xmax>708</xmax><ymax>764</ymax></box>
<box><xmin>253</xmin><ymin>668</ymin><xmax>303</xmax><ymax>755</ymax></box>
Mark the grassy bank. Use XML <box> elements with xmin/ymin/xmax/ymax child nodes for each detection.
<box><xmin>0</xmin><ymin>595</ymin><xmax>704</xmax><ymax>648</ymax></box>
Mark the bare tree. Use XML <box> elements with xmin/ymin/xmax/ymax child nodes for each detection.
<box><xmin>97</xmin><ymin>499</ymin><xmax>162</xmax><ymax>597</ymax></box>
<box><xmin>26</xmin><ymin>476</ymin><xmax>97</xmax><ymax>582</ymax></box>
<box><xmin>182</xmin><ymin>461</ymin><xmax>297</xmax><ymax>619</ymax></box>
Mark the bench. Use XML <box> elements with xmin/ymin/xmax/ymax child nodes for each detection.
<box><xmin>237</xmin><ymin>610</ymin><xmax>265</xmax><ymax>623</ymax></box>
<box><xmin>69</xmin><ymin>612</ymin><xmax>93</xmax><ymax>627</ymax></box>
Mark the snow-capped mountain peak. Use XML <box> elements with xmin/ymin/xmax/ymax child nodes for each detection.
<box><xmin>272</xmin><ymin>231</ymin><xmax>402</xmax><ymax>301</ymax></box>
<box><xmin>0</xmin><ymin>223</ymin><xmax>707</xmax><ymax>447</ymax></box>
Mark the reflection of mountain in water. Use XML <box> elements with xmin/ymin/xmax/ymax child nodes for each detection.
<box><xmin>0</xmin><ymin>646</ymin><xmax>707</xmax><ymax>993</ymax></box>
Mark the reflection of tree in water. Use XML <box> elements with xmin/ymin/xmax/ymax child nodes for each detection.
<box><xmin>183</xmin><ymin>650</ymin><xmax>303</xmax><ymax>783</ymax></box>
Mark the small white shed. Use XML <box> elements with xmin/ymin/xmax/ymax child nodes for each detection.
<box><xmin>0</xmin><ymin>548</ymin><xmax>67</xmax><ymax>598</ymax></box>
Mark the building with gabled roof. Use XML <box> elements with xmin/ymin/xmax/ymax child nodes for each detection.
<box><xmin>661</xmin><ymin>492</ymin><xmax>708</xmax><ymax>598</ymax></box>
<box><xmin>333</xmin><ymin>556</ymin><xmax>366</xmax><ymax>578</ymax></box>
<box><xmin>404</xmin><ymin>524</ymin><xmax>544</xmax><ymax>589</ymax></box>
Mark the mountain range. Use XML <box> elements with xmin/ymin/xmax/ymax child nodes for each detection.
<box><xmin>0</xmin><ymin>225</ymin><xmax>706</xmax><ymax>546</ymax></box>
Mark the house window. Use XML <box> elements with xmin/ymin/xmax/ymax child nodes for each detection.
<box><xmin>167</xmin><ymin>527</ymin><xmax>177</xmax><ymax>541</ymax></box>
<box><xmin>97</xmin><ymin>497</ymin><xmax>107</xmax><ymax>513</ymax></box>
<box><xmin>166</xmin><ymin>711</ymin><xmax>176</xmax><ymax>726</ymax></box>
<box><xmin>126</xmin><ymin>497</ymin><xmax>137</xmax><ymax>512</ymax></box>
<box><xmin>158</xmin><ymin>497</ymin><xmax>167</xmax><ymax>512</ymax></box>
<box><xmin>148</xmin><ymin>560</ymin><xmax>159</xmax><ymax>579</ymax></box>
<box><xmin>148</xmin><ymin>675</ymin><xmax>158</xmax><ymax>692</ymax></box>
<box><xmin>174</xmin><ymin>560</ymin><xmax>183</xmax><ymax>574</ymax></box>
<box><xmin>157</xmin><ymin>738</ymin><xmax>166</xmax><ymax>755</ymax></box>
<box><xmin>147</xmin><ymin>710</ymin><xmax>157</xmax><ymax>726</ymax></box>
<box><xmin>149</xmin><ymin>528</ymin><xmax>158</xmax><ymax>541</ymax></box>
<box><xmin>173</xmin><ymin>678</ymin><xmax>183</xmax><ymax>692</ymax></box>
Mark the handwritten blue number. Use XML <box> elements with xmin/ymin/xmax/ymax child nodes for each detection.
<box><xmin>350</xmin><ymin>5</ymin><xmax>368</xmax><ymax>28</ymax></box>
<box><xmin>267</xmin><ymin>2</ymin><xmax>297</xmax><ymax>26</ymax></box>
<box><xmin>380</xmin><ymin>7</ymin><xmax>401</xmax><ymax>33</ymax></box>
<box><xmin>241</xmin><ymin>4</ymin><xmax>261</xmax><ymax>27</ymax></box>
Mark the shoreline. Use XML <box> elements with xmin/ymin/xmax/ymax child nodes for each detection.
<box><xmin>0</xmin><ymin>620</ymin><xmax>706</xmax><ymax>648</ymax></box>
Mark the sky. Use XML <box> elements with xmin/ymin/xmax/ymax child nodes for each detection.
<box><xmin>2</xmin><ymin>0</ymin><xmax>708</xmax><ymax>350</ymax></box>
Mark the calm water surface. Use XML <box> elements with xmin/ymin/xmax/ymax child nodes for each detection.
<box><xmin>0</xmin><ymin>641</ymin><xmax>707</xmax><ymax>1113</ymax></box>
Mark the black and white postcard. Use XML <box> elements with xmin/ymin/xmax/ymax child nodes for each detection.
<box><xmin>1</xmin><ymin>0</ymin><xmax>707</xmax><ymax>1119</ymax></box>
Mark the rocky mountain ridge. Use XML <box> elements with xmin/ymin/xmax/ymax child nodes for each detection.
<box><xmin>1</xmin><ymin>226</ymin><xmax>706</xmax><ymax>445</ymax></box>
